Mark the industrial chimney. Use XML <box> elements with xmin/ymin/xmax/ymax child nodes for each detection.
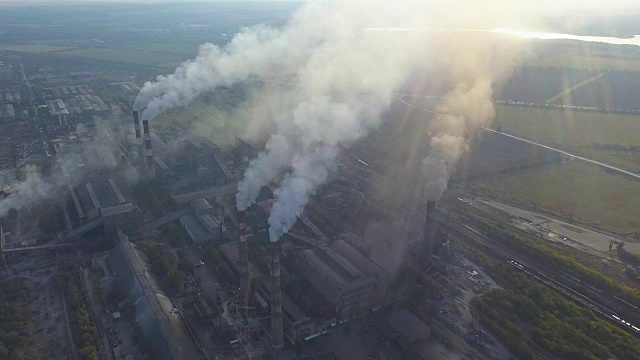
<box><xmin>142</xmin><ymin>119</ymin><xmax>155</xmax><ymax>178</ymax></box>
<box><xmin>132</xmin><ymin>111</ymin><xmax>144</xmax><ymax>169</ymax></box>
<box><xmin>132</xmin><ymin>110</ymin><xmax>141</xmax><ymax>138</ymax></box>
<box><xmin>270</xmin><ymin>242</ymin><xmax>284</xmax><ymax>348</ymax></box>
<box><xmin>424</xmin><ymin>200</ymin><xmax>437</xmax><ymax>262</ymax></box>
<box><xmin>237</xmin><ymin>211</ymin><xmax>250</xmax><ymax>298</ymax></box>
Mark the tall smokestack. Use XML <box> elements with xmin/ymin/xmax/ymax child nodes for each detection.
<box><xmin>237</xmin><ymin>211</ymin><xmax>250</xmax><ymax>300</ymax></box>
<box><xmin>270</xmin><ymin>242</ymin><xmax>284</xmax><ymax>348</ymax></box>
<box><xmin>132</xmin><ymin>111</ymin><xmax>141</xmax><ymax>139</ymax></box>
<box><xmin>133</xmin><ymin>111</ymin><xmax>145</xmax><ymax>169</ymax></box>
<box><xmin>142</xmin><ymin>119</ymin><xmax>155</xmax><ymax>177</ymax></box>
<box><xmin>424</xmin><ymin>200</ymin><xmax>437</xmax><ymax>262</ymax></box>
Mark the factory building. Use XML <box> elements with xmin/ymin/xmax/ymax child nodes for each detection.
<box><xmin>258</xmin><ymin>280</ymin><xmax>317</xmax><ymax>343</ymax></box>
<box><xmin>64</xmin><ymin>95</ymin><xmax>110</xmax><ymax>116</ymax></box>
<box><xmin>65</xmin><ymin>174</ymin><xmax>139</xmax><ymax>236</ymax></box>
<box><xmin>45</xmin><ymin>99</ymin><xmax>70</xmax><ymax>126</ymax></box>
<box><xmin>1</xmin><ymin>89</ymin><xmax>20</xmax><ymax>104</ymax></box>
<box><xmin>178</xmin><ymin>197</ymin><xmax>229</xmax><ymax>245</ymax></box>
<box><xmin>296</xmin><ymin>242</ymin><xmax>377</xmax><ymax>320</ymax></box>
<box><xmin>43</xmin><ymin>85</ymin><xmax>94</xmax><ymax>99</ymax></box>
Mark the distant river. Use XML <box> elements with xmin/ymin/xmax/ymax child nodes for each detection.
<box><xmin>492</xmin><ymin>28</ymin><xmax>640</xmax><ymax>46</ymax></box>
<box><xmin>363</xmin><ymin>27</ymin><xmax>640</xmax><ymax>47</ymax></box>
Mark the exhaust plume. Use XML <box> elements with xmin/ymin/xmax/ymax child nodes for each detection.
<box><xmin>134</xmin><ymin>0</ymin><xmax>546</xmax><ymax>242</ymax></box>
<box><xmin>422</xmin><ymin>34</ymin><xmax>517</xmax><ymax>201</ymax></box>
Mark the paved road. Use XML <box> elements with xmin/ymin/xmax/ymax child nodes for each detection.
<box><xmin>479</xmin><ymin>127</ymin><xmax>640</xmax><ymax>181</ymax></box>
<box><xmin>394</xmin><ymin>96</ymin><xmax>640</xmax><ymax>181</ymax></box>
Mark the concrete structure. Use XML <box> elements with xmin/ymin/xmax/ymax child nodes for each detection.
<box><xmin>297</xmin><ymin>242</ymin><xmax>377</xmax><ymax>320</ymax></box>
<box><xmin>66</xmin><ymin>175</ymin><xmax>138</xmax><ymax>236</ymax></box>
<box><xmin>270</xmin><ymin>242</ymin><xmax>285</xmax><ymax>348</ymax></box>
<box><xmin>189</xmin><ymin>198</ymin><xmax>212</xmax><ymax>213</ymax></box>
<box><xmin>172</xmin><ymin>184</ymin><xmax>237</xmax><ymax>205</ymax></box>
<box><xmin>46</xmin><ymin>99</ymin><xmax>70</xmax><ymax>125</ymax></box>
<box><xmin>1</xmin><ymin>89</ymin><xmax>20</xmax><ymax>104</ymax></box>
<box><xmin>235</xmin><ymin>137</ymin><xmax>258</xmax><ymax>160</ymax></box>
<box><xmin>43</xmin><ymin>85</ymin><xmax>93</xmax><ymax>99</ymax></box>
<box><xmin>386</xmin><ymin>308</ymin><xmax>432</xmax><ymax>360</ymax></box>
<box><xmin>132</xmin><ymin>111</ymin><xmax>144</xmax><ymax>169</ymax></box>
<box><xmin>177</xmin><ymin>198</ymin><xmax>228</xmax><ymax>245</ymax></box>
<box><xmin>142</xmin><ymin>120</ymin><xmax>155</xmax><ymax>178</ymax></box>
<box><xmin>65</xmin><ymin>95</ymin><xmax>109</xmax><ymax>115</ymax></box>
<box><xmin>258</xmin><ymin>283</ymin><xmax>316</xmax><ymax>343</ymax></box>
<box><xmin>237</xmin><ymin>211</ymin><xmax>250</xmax><ymax>299</ymax></box>
<box><xmin>179</xmin><ymin>214</ymin><xmax>214</xmax><ymax>245</ymax></box>
<box><xmin>328</xmin><ymin>239</ymin><xmax>387</xmax><ymax>305</ymax></box>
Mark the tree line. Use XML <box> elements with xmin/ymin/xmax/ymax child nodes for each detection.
<box><xmin>470</xmin><ymin>259</ymin><xmax>640</xmax><ymax>360</ymax></box>
<box><xmin>0</xmin><ymin>280</ymin><xmax>37</xmax><ymax>360</ymax></box>
<box><xmin>58</xmin><ymin>267</ymin><xmax>100</xmax><ymax>360</ymax></box>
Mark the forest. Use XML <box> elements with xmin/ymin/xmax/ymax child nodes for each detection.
<box><xmin>471</xmin><ymin>259</ymin><xmax>640</xmax><ymax>360</ymax></box>
<box><xmin>0</xmin><ymin>280</ymin><xmax>37</xmax><ymax>360</ymax></box>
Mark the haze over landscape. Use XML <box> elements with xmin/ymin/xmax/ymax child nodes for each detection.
<box><xmin>0</xmin><ymin>1</ymin><xmax>640</xmax><ymax>360</ymax></box>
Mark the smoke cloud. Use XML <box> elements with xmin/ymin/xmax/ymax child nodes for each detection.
<box><xmin>135</xmin><ymin>0</ymin><xmax>535</xmax><ymax>242</ymax></box>
<box><xmin>422</xmin><ymin>33</ymin><xmax>518</xmax><ymax>200</ymax></box>
<box><xmin>0</xmin><ymin>122</ymin><xmax>134</xmax><ymax>217</ymax></box>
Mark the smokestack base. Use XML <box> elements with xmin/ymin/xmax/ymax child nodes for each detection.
<box><xmin>237</xmin><ymin>210</ymin><xmax>249</xmax><ymax>299</ymax></box>
<box><xmin>132</xmin><ymin>111</ymin><xmax>141</xmax><ymax>139</ymax></box>
<box><xmin>270</xmin><ymin>242</ymin><xmax>284</xmax><ymax>348</ymax></box>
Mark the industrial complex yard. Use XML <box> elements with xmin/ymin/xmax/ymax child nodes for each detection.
<box><xmin>0</xmin><ymin>2</ymin><xmax>640</xmax><ymax>360</ymax></box>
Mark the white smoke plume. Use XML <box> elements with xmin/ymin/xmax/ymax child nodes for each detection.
<box><xmin>133</xmin><ymin>0</ymin><xmax>565</xmax><ymax>242</ymax></box>
<box><xmin>422</xmin><ymin>34</ymin><xmax>518</xmax><ymax>201</ymax></box>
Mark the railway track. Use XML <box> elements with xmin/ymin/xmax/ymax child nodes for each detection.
<box><xmin>436</xmin><ymin>207</ymin><xmax>640</xmax><ymax>336</ymax></box>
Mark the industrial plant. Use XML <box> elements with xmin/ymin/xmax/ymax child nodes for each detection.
<box><xmin>0</xmin><ymin>101</ymin><xmax>453</xmax><ymax>360</ymax></box>
<box><xmin>3</xmin><ymin>2</ymin><xmax>640</xmax><ymax>360</ymax></box>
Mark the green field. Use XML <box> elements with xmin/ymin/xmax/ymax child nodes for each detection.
<box><xmin>0</xmin><ymin>43</ymin><xmax>76</xmax><ymax>53</ymax></box>
<box><xmin>531</xmin><ymin>54</ymin><xmax>640</xmax><ymax>72</ymax></box>
<box><xmin>472</xmin><ymin>161</ymin><xmax>640</xmax><ymax>233</ymax></box>
<box><xmin>118</xmin><ymin>43</ymin><xmax>200</xmax><ymax>56</ymax></box>
<box><xmin>492</xmin><ymin>105</ymin><xmax>640</xmax><ymax>172</ymax></box>
<box><xmin>58</xmin><ymin>47</ymin><xmax>190</xmax><ymax>66</ymax></box>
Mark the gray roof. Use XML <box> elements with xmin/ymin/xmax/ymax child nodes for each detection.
<box><xmin>299</xmin><ymin>249</ymin><xmax>346</xmax><ymax>302</ymax></box>
<box><xmin>179</xmin><ymin>214</ymin><xmax>213</xmax><ymax>245</ymax></box>
<box><xmin>101</xmin><ymin>203</ymin><xmax>135</xmax><ymax>217</ymax></box>
<box><xmin>329</xmin><ymin>239</ymin><xmax>381</xmax><ymax>277</ymax></box>
<box><xmin>387</xmin><ymin>308</ymin><xmax>430</xmax><ymax>344</ymax></box>
<box><xmin>189</xmin><ymin>198</ymin><xmax>212</xmax><ymax>213</ymax></box>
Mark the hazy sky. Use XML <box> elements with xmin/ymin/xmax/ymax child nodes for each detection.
<box><xmin>0</xmin><ymin>0</ymin><xmax>638</xmax><ymax>11</ymax></box>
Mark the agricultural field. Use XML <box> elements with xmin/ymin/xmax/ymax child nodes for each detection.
<box><xmin>499</xmin><ymin>67</ymin><xmax>640</xmax><ymax>109</ymax></box>
<box><xmin>453</xmin><ymin>130</ymin><xmax>564</xmax><ymax>182</ymax></box>
<box><xmin>471</xmin><ymin>160</ymin><xmax>640</xmax><ymax>233</ymax></box>
<box><xmin>0</xmin><ymin>43</ymin><xmax>75</xmax><ymax>53</ymax></box>
<box><xmin>500</xmin><ymin>67</ymin><xmax>598</xmax><ymax>103</ymax></box>
<box><xmin>491</xmin><ymin>105</ymin><xmax>640</xmax><ymax>172</ymax></box>
<box><xmin>57</xmin><ymin>48</ymin><xmax>190</xmax><ymax>66</ymax></box>
<box><xmin>531</xmin><ymin>54</ymin><xmax>640</xmax><ymax>73</ymax></box>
